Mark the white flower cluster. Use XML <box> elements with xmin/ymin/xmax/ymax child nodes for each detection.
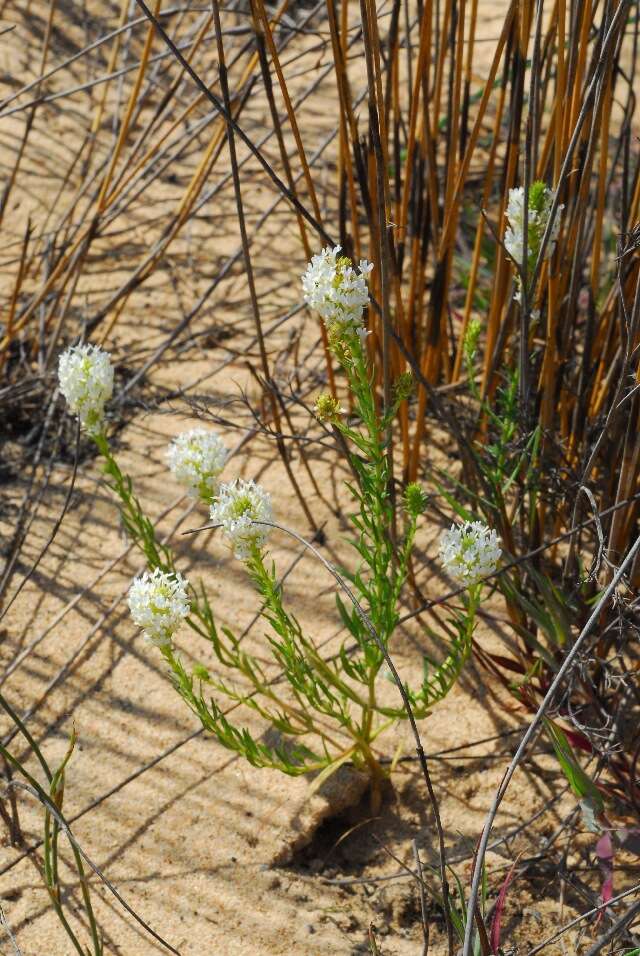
<box><xmin>504</xmin><ymin>184</ymin><xmax>562</xmax><ymax>269</ymax></box>
<box><xmin>58</xmin><ymin>344</ymin><xmax>114</xmax><ymax>435</ymax></box>
<box><xmin>128</xmin><ymin>567</ymin><xmax>190</xmax><ymax>646</ymax></box>
<box><xmin>210</xmin><ymin>478</ymin><xmax>273</xmax><ymax>559</ymax></box>
<box><xmin>166</xmin><ymin>428</ymin><xmax>227</xmax><ymax>502</ymax></box>
<box><xmin>301</xmin><ymin>245</ymin><xmax>373</xmax><ymax>332</ymax></box>
<box><xmin>439</xmin><ymin>521</ymin><xmax>501</xmax><ymax>587</ymax></box>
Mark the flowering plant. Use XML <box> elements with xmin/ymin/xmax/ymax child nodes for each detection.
<box><xmin>57</xmin><ymin>343</ymin><xmax>114</xmax><ymax>435</ymax></box>
<box><xmin>210</xmin><ymin>478</ymin><xmax>273</xmax><ymax>558</ymax></box>
<box><xmin>504</xmin><ymin>181</ymin><xmax>563</xmax><ymax>303</ymax></box>
<box><xmin>301</xmin><ymin>245</ymin><xmax>373</xmax><ymax>335</ymax></box>
<box><xmin>166</xmin><ymin>428</ymin><xmax>227</xmax><ymax>503</ymax></box>
<box><xmin>57</xmin><ymin>256</ymin><xmax>499</xmax><ymax>807</ymax></box>
<box><xmin>128</xmin><ymin>568</ymin><xmax>190</xmax><ymax>647</ymax></box>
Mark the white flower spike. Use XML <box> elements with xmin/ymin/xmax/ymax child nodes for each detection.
<box><xmin>128</xmin><ymin>567</ymin><xmax>190</xmax><ymax>646</ymax></box>
<box><xmin>301</xmin><ymin>246</ymin><xmax>373</xmax><ymax>333</ymax></box>
<box><xmin>439</xmin><ymin>521</ymin><xmax>501</xmax><ymax>588</ymax></box>
<box><xmin>210</xmin><ymin>478</ymin><xmax>273</xmax><ymax>560</ymax></box>
<box><xmin>504</xmin><ymin>182</ymin><xmax>562</xmax><ymax>272</ymax></box>
<box><xmin>166</xmin><ymin>428</ymin><xmax>227</xmax><ymax>502</ymax></box>
<box><xmin>58</xmin><ymin>344</ymin><xmax>114</xmax><ymax>435</ymax></box>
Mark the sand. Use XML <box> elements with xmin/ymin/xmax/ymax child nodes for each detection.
<box><xmin>0</xmin><ymin>0</ymin><xmax>617</xmax><ymax>952</ymax></box>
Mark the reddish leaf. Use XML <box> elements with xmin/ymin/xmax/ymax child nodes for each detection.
<box><xmin>490</xmin><ymin>860</ymin><xmax>518</xmax><ymax>953</ymax></box>
<box><xmin>596</xmin><ymin>832</ymin><xmax>614</xmax><ymax>924</ymax></box>
<box><xmin>562</xmin><ymin>727</ymin><xmax>593</xmax><ymax>754</ymax></box>
<box><xmin>484</xmin><ymin>652</ymin><xmax>527</xmax><ymax>674</ymax></box>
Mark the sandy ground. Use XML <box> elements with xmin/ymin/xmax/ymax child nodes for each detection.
<box><xmin>2</xmin><ymin>333</ymin><xmax>582</xmax><ymax>954</ymax></box>
<box><xmin>0</xmin><ymin>397</ymin><xmax>580</xmax><ymax>955</ymax></box>
<box><xmin>0</xmin><ymin>0</ymin><xmax>628</xmax><ymax>953</ymax></box>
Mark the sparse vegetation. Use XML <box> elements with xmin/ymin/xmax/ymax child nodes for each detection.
<box><xmin>2</xmin><ymin>0</ymin><xmax>640</xmax><ymax>953</ymax></box>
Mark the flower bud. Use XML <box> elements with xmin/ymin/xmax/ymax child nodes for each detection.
<box><xmin>404</xmin><ymin>482</ymin><xmax>428</xmax><ymax>517</ymax></box>
<box><xmin>314</xmin><ymin>393</ymin><xmax>344</xmax><ymax>423</ymax></box>
<box><xmin>393</xmin><ymin>372</ymin><xmax>414</xmax><ymax>404</ymax></box>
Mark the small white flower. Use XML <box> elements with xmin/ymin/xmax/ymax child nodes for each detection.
<box><xmin>210</xmin><ymin>478</ymin><xmax>273</xmax><ymax>559</ymax></box>
<box><xmin>58</xmin><ymin>344</ymin><xmax>114</xmax><ymax>435</ymax></box>
<box><xmin>166</xmin><ymin>428</ymin><xmax>227</xmax><ymax>502</ymax></box>
<box><xmin>128</xmin><ymin>567</ymin><xmax>190</xmax><ymax>646</ymax></box>
<box><xmin>504</xmin><ymin>187</ymin><xmax>527</xmax><ymax>266</ymax></box>
<box><xmin>301</xmin><ymin>246</ymin><xmax>373</xmax><ymax>332</ymax></box>
<box><xmin>439</xmin><ymin>521</ymin><xmax>501</xmax><ymax>587</ymax></box>
<box><xmin>504</xmin><ymin>183</ymin><xmax>563</xmax><ymax>270</ymax></box>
